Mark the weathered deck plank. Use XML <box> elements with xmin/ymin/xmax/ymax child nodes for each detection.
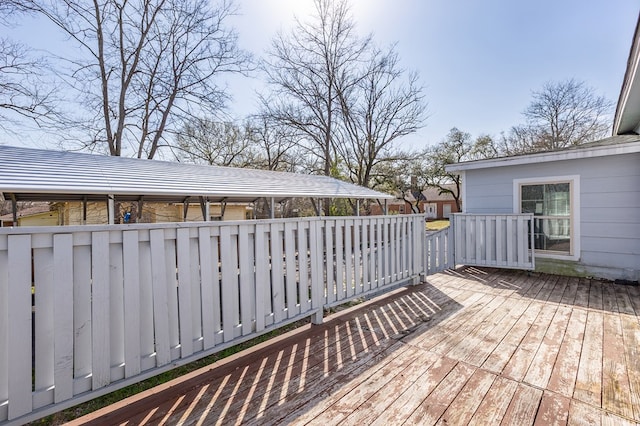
<box><xmin>67</xmin><ymin>267</ymin><xmax>640</xmax><ymax>426</ymax></box>
<box><xmin>573</xmin><ymin>311</ymin><xmax>604</xmax><ymax>407</ymax></box>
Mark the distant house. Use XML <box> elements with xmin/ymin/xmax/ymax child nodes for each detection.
<box><xmin>445</xmin><ymin>16</ymin><xmax>640</xmax><ymax>282</ymax></box>
<box><xmin>0</xmin><ymin>204</ymin><xmax>58</xmax><ymax>227</ymax></box>
<box><xmin>370</xmin><ymin>185</ymin><xmax>460</xmax><ymax>219</ymax></box>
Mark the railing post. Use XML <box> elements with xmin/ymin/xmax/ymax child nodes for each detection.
<box><xmin>309</xmin><ymin>219</ymin><xmax>324</xmax><ymax>324</ymax></box>
<box><xmin>414</xmin><ymin>214</ymin><xmax>426</xmax><ymax>284</ymax></box>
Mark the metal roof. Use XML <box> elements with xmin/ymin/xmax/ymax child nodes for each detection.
<box><xmin>0</xmin><ymin>145</ymin><xmax>393</xmax><ymax>203</ymax></box>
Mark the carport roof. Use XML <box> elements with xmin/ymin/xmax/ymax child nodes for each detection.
<box><xmin>0</xmin><ymin>145</ymin><xmax>393</xmax><ymax>203</ymax></box>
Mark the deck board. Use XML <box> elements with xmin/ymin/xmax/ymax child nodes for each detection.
<box><xmin>68</xmin><ymin>267</ymin><xmax>640</xmax><ymax>426</ymax></box>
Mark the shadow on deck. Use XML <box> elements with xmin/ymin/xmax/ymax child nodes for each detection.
<box><xmin>69</xmin><ymin>267</ymin><xmax>640</xmax><ymax>426</ymax></box>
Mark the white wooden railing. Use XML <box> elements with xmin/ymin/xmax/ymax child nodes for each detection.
<box><xmin>452</xmin><ymin>213</ymin><xmax>535</xmax><ymax>270</ymax></box>
<box><xmin>0</xmin><ymin>214</ymin><xmax>437</xmax><ymax>424</ymax></box>
<box><xmin>424</xmin><ymin>227</ymin><xmax>455</xmax><ymax>275</ymax></box>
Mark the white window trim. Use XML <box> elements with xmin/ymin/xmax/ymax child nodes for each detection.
<box><xmin>513</xmin><ymin>175</ymin><xmax>580</xmax><ymax>261</ymax></box>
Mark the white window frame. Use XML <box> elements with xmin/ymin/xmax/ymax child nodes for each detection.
<box><xmin>513</xmin><ymin>175</ymin><xmax>580</xmax><ymax>261</ymax></box>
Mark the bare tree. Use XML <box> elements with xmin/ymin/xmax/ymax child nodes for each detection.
<box><xmin>26</xmin><ymin>0</ymin><xmax>250</xmax><ymax>158</ymax></box>
<box><xmin>0</xmin><ymin>38</ymin><xmax>59</xmax><ymax>130</ymax></box>
<box><xmin>422</xmin><ymin>127</ymin><xmax>495</xmax><ymax>211</ymax></box>
<box><xmin>245</xmin><ymin>115</ymin><xmax>302</xmax><ymax>172</ymax></box>
<box><xmin>261</xmin><ymin>0</ymin><xmax>370</xmax><ymax>178</ymax></box>
<box><xmin>335</xmin><ymin>46</ymin><xmax>427</xmax><ymax>189</ymax></box>
<box><xmin>0</xmin><ymin>3</ymin><xmax>60</xmax><ymax>131</ymax></box>
<box><xmin>503</xmin><ymin>79</ymin><xmax>613</xmax><ymax>154</ymax></box>
<box><xmin>176</xmin><ymin>119</ymin><xmax>256</xmax><ymax>167</ymax></box>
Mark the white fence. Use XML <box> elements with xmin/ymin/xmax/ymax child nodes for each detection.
<box><xmin>452</xmin><ymin>213</ymin><xmax>535</xmax><ymax>270</ymax></box>
<box><xmin>424</xmin><ymin>227</ymin><xmax>455</xmax><ymax>275</ymax></box>
<box><xmin>0</xmin><ymin>214</ymin><xmax>436</xmax><ymax>424</ymax></box>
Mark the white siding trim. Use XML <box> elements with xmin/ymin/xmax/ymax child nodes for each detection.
<box><xmin>513</xmin><ymin>175</ymin><xmax>580</xmax><ymax>261</ymax></box>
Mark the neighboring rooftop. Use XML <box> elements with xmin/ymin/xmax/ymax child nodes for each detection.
<box><xmin>446</xmin><ymin>135</ymin><xmax>640</xmax><ymax>172</ymax></box>
<box><xmin>0</xmin><ymin>145</ymin><xmax>393</xmax><ymax>203</ymax></box>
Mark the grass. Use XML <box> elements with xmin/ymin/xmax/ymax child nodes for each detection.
<box><xmin>32</xmin><ymin>319</ymin><xmax>310</xmax><ymax>425</ymax></box>
<box><xmin>426</xmin><ymin>219</ymin><xmax>450</xmax><ymax>231</ymax></box>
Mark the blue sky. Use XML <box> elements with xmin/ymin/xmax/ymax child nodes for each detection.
<box><xmin>3</xmin><ymin>0</ymin><xmax>639</xmax><ymax>151</ymax></box>
<box><xmin>226</xmin><ymin>0</ymin><xmax>639</xmax><ymax>148</ymax></box>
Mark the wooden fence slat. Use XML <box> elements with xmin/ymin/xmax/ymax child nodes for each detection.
<box><xmin>335</xmin><ymin>220</ymin><xmax>345</xmax><ymax>300</ymax></box>
<box><xmin>53</xmin><ymin>234</ymin><xmax>74</xmax><ymax>403</ymax></box>
<box><xmin>109</xmin><ymin>233</ymin><xmax>125</xmax><ymax>380</ymax></box>
<box><xmin>496</xmin><ymin>216</ymin><xmax>504</xmax><ymax>266</ymax></box>
<box><xmin>345</xmin><ymin>219</ymin><xmax>353</xmax><ymax>298</ymax></box>
<box><xmin>122</xmin><ymin>231</ymin><xmax>141</xmax><ymax>378</ymax></box>
<box><xmin>7</xmin><ymin>235</ymin><xmax>33</xmax><ymax>418</ymax></box>
<box><xmin>189</xmin><ymin>233</ymin><xmax>203</xmax><ymax>351</ymax></box>
<box><xmin>362</xmin><ymin>221</ymin><xmax>370</xmax><ymax>292</ymax></box>
<box><xmin>198</xmin><ymin>227</ymin><xmax>216</xmax><ymax>350</ymax></box>
<box><xmin>269</xmin><ymin>223</ymin><xmax>285</xmax><ymax>324</ymax></box>
<box><xmin>91</xmin><ymin>231</ymin><xmax>111</xmax><ymax>390</ymax></box>
<box><xmin>176</xmin><ymin>228</ymin><xmax>194</xmax><ymax>358</ymax></box>
<box><xmin>138</xmin><ymin>236</ymin><xmax>155</xmax><ymax>366</ymax></box>
<box><xmin>149</xmin><ymin>229</ymin><xmax>171</xmax><ymax>366</ymax></box>
<box><xmin>309</xmin><ymin>220</ymin><xmax>324</xmax><ymax>324</ymax></box>
<box><xmin>297</xmin><ymin>222</ymin><xmax>310</xmax><ymax>312</ymax></box>
<box><xmin>324</xmin><ymin>221</ymin><xmax>335</xmax><ymax>305</ymax></box>
<box><xmin>238</xmin><ymin>225</ymin><xmax>255</xmax><ymax>333</ymax></box>
<box><xmin>517</xmin><ymin>216</ymin><xmax>525</xmax><ymax>266</ymax></box>
<box><xmin>284</xmin><ymin>222</ymin><xmax>299</xmax><ymax>318</ymax></box>
<box><xmin>254</xmin><ymin>224</ymin><xmax>269</xmax><ymax>332</ymax></box>
<box><xmin>33</xmin><ymin>246</ymin><xmax>54</xmax><ymax>394</ymax></box>
<box><xmin>384</xmin><ymin>217</ymin><xmax>391</xmax><ymax>285</ymax></box>
<box><xmin>369</xmin><ymin>219</ymin><xmax>377</xmax><ymax>288</ymax></box>
<box><xmin>377</xmin><ymin>219</ymin><xmax>384</xmax><ymax>287</ymax></box>
<box><xmin>73</xmin><ymin>243</ymin><xmax>92</xmax><ymax>378</ymax></box>
<box><xmin>210</xmin><ymin>231</ymin><xmax>222</xmax><ymax>337</ymax></box>
<box><xmin>220</xmin><ymin>226</ymin><xmax>235</xmax><ymax>341</ymax></box>
<box><xmin>506</xmin><ymin>218</ymin><xmax>514</xmax><ymax>266</ymax></box>
<box><xmin>353</xmin><ymin>219</ymin><xmax>362</xmax><ymax>294</ymax></box>
<box><xmin>163</xmin><ymin>233</ymin><xmax>180</xmax><ymax>355</ymax></box>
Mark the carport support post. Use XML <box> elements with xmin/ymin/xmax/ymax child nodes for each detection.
<box><xmin>199</xmin><ymin>196</ymin><xmax>209</xmax><ymax>222</ymax></box>
<box><xmin>82</xmin><ymin>196</ymin><xmax>88</xmax><ymax>225</ymax></box>
<box><xmin>107</xmin><ymin>195</ymin><xmax>115</xmax><ymax>224</ymax></box>
<box><xmin>9</xmin><ymin>193</ymin><xmax>17</xmax><ymax>226</ymax></box>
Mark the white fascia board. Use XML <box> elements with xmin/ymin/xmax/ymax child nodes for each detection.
<box><xmin>445</xmin><ymin>141</ymin><xmax>640</xmax><ymax>172</ymax></box>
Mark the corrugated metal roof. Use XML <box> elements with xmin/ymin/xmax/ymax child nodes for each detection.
<box><xmin>0</xmin><ymin>145</ymin><xmax>393</xmax><ymax>202</ymax></box>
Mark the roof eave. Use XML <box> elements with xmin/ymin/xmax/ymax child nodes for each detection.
<box><xmin>445</xmin><ymin>140</ymin><xmax>640</xmax><ymax>172</ymax></box>
<box><xmin>614</xmin><ymin>11</ymin><xmax>640</xmax><ymax>136</ymax></box>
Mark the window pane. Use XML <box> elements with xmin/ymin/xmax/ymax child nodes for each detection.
<box><xmin>532</xmin><ymin>217</ymin><xmax>571</xmax><ymax>253</ymax></box>
<box><xmin>521</xmin><ymin>181</ymin><xmax>572</xmax><ymax>255</ymax></box>
<box><xmin>521</xmin><ymin>184</ymin><xmax>543</xmax><ymax>215</ymax></box>
<box><xmin>544</xmin><ymin>183</ymin><xmax>570</xmax><ymax>216</ymax></box>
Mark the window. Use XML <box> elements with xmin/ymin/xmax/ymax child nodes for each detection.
<box><xmin>514</xmin><ymin>176</ymin><xmax>579</xmax><ymax>260</ymax></box>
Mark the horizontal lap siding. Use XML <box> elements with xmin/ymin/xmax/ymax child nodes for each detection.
<box><xmin>464</xmin><ymin>153</ymin><xmax>640</xmax><ymax>280</ymax></box>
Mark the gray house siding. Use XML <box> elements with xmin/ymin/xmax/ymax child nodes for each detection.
<box><xmin>462</xmin><ymin>152</ymin><xmax>640</xmax><ymax>281</ymax></box>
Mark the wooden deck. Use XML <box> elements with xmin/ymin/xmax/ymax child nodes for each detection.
<box><xmin>70</xmin><ymin>267</ymin><xmax>640</xmax><ymax>426</ymax></box>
